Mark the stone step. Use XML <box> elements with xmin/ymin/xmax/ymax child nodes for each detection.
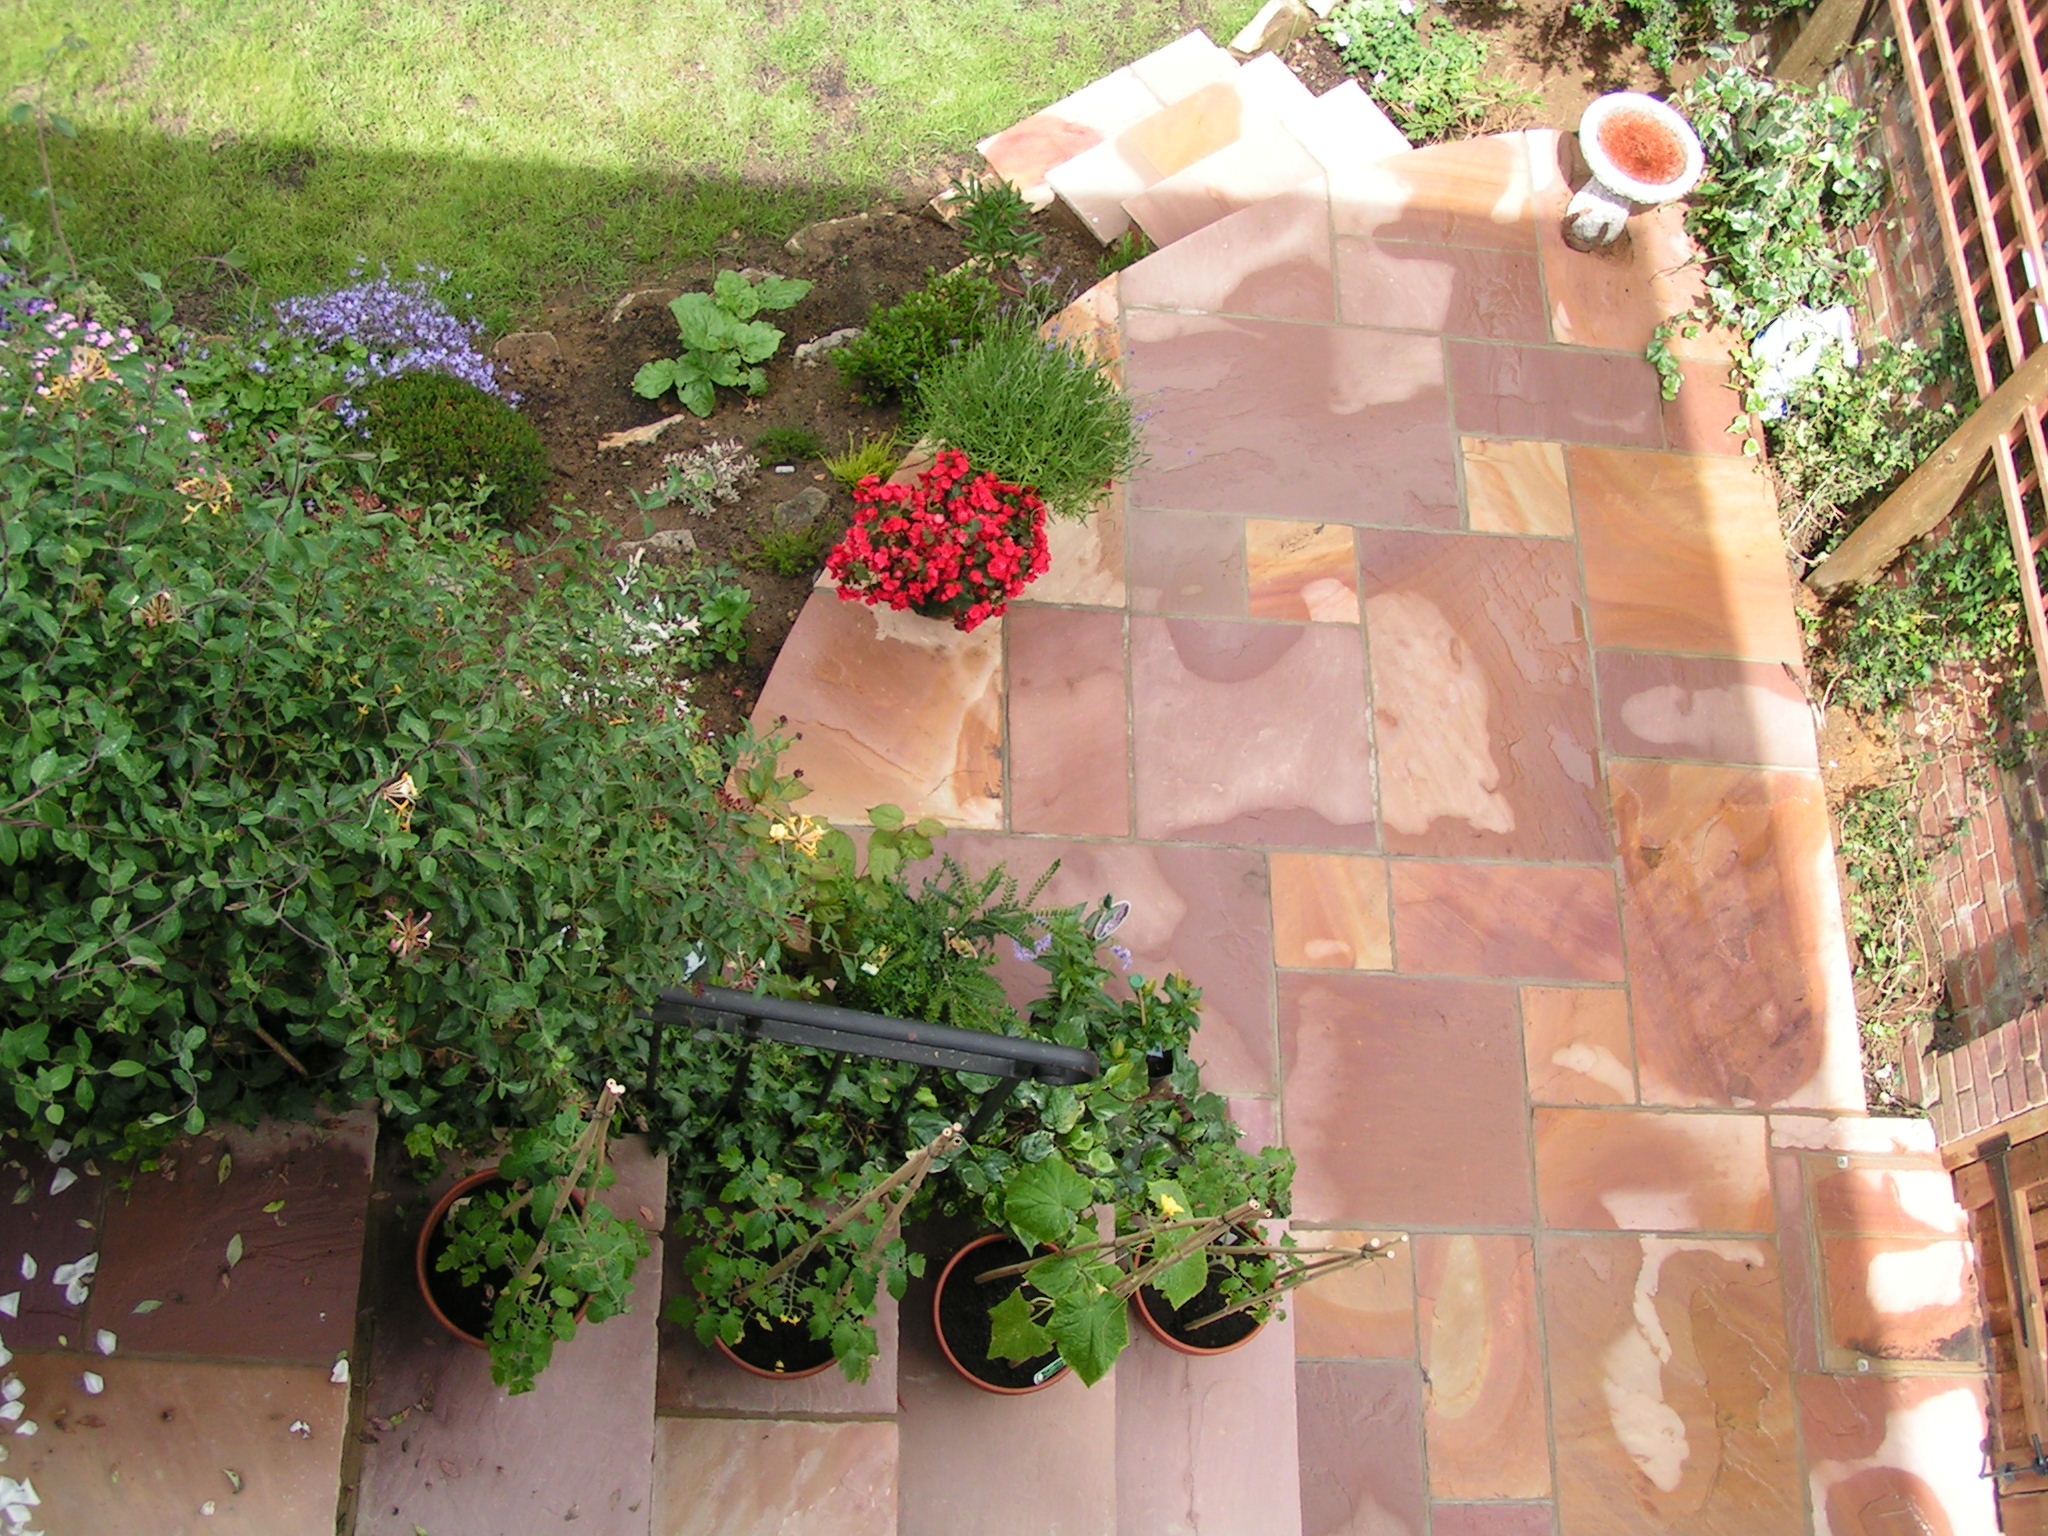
<box><xmin>0</xmin><ymin>1113</ymin><xmax>376</xmax><ymax>1536</ymax></box>
<box><xmin>1048</xmin><ymin>49</ymin><xmax>1316</xmax><ymax>244</ymax></box>
<box><xmin>976</xmin><ymin>30</ymin><xmax>1235</xmax><ymax>212</ymax></box>
<box><xmin>346</xmin><ymin>1133</ymin><xmax>667</xmax><ymax>1536</ymax></box>
<box><xmin>1278</xmin><ymin>78</ymin><xmax>1410</xmax><ymax>177</ymax></box>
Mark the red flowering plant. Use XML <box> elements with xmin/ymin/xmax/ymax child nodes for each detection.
<box><xmin>824</xmin><ymin>450</ymin><xmax>1050</xmax><ymax>632</ymax></box>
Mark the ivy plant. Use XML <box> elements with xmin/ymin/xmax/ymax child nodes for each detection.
<box><xmin>633</xmin><ymin>270</ymin><xmax>813</xmax><ymax>417</ymax></box>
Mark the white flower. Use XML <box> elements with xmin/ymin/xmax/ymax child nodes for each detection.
<box><xmin>52</xmin><ymin>1256</ymin><xmax>96</xmax><ymax>1308</ymax></box>
<box><xmin>0</xmin><ymin>1407</ymin><xmax>18</xmax><ymax>1424</ymax></box>
<box><xmin>287</xmin><ymin>1420</ymin><xmax>311</xmax><ymax>1439</ymax></box>
<box><xmin>329</xmin><ymin>1354</ymin><xmax>349</xmax><ymax>1385</ymax></box>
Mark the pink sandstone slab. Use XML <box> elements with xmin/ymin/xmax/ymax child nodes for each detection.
<box><xmin>1281</xmin><ymin>80</ymin><xmax>1410</xmax><ymax>175</ymax></box>
<box><xmin>1522</xmin><ymin>985</ymin><xmax>1637</xmax><ymax>1105</ymax></box>
<box><xmin>1431</xmin><ymin>1506</ymin><xmax>1558</xmax><ymax>1536</ymax></box>
<box><xmin>1391</xmin><ymin>862</ymin><xmax>1624</xmax><ymax>982</ymax></box>
<box><xmin>1772</xmin><ymin>1148</ymin><xmax>1826</xmax><ymax>1374</ymax></box>
<box><xmin>1533</xmin><ymin>1108</ymin><xmax>1773</xmax><ymax>1232</ymax></box>
<box><xmin>1809</xmin><ymin>1164</ymin><xmax>1967</xmax><ymax>1239</ymax></box>
<box><xmin>1818</xmin><ymin>1235</ymin><xmax>1983</xmax><ymax>1368</ymax></box>
<box><xmin>1594</xmin><ymin>650</ymin><xmax>1821</xmax><ymax>770</ymax></box>
<box><xmin>1570</xmin><ymin>447</ymin><xmax>1803</xmax><ymax>664</ymax></box>
<box><xmin>652</xmin><ymin>1418</ymin><xmax>896</xmax><ymax>1536</ymax></box>
<box><xmin>1448</xmin><ymin>341</ymin><xmax>1665</xmax><ymax>450</ymax></box>
<box><xmin>1128</xmin><ymin>28</ymin><xmax>1239</xmax><ymax>102</ymax></box>
<box><xmin>1335</xmin><ymin>237</ymin><xmax>1547</xmax><ymax>341</ymax></box>
<box><xmin>751</xmin><ymin>590</ymin><xmax>1004</xmax><ymax>829</ymax></box>
<box><xmin>1296</xmin><ymin>1359</ymin><xmax>1428</xmax><ymax>1536</ymax></box>
<box><xmin>1797</xmin><ymin>1373</ymin><xmax>1998</xmax><ymax>1536</ymax></box>
<box><xmin>1359</xmin><ymin>529</ymin><xmax>1607</xmax><ymax>861</ymax></box>
<box><xmin>1291</xmin><ymin>1228</ymin><xmax>1415</xmax><ymax>1359</ymax></box>
<box><xmin>4</xmin><ymin>1351</ymin><xmax>351</xmax><ymax>1536</ymax></box>
<box><xmin>1279</xmin><ymin>973</ymin><xmax>1533</xmax><ymax>1229</ymax></box>
<box><xmin>1541</xmin><ymin>1233</ymin><xmax>1802</xmax><ymax>1536</ymax></box>
<box><xmin>1119</xmin><ymin>182</ymin><xmax>1335</xmax><ymax>322</ymax></box>
<box><xmin>1246</xmin><ymin>519</ymin><xmax>1360</xmax><ymax>621</ymax></box>
<box><xmin>1415</xmin><ymin>1234</ymin><xmax>1551</xmax><ymax>1500</ymax></box>
<box><xmin>977</xmin><ymin>67</ymin><xmax>1162</xmax><ymax>207</ymax></box>
<box><xmin>1271</xmin><ymin>851</ymin><xmax>1391</xmax><ymax>970</ymax></box>
<box><xmin>1127</xmin><ymin>508</ymin><xmax>1250</xmax><ymax>617</ymax></box>
<box><xmin>1767</xmin><ymin>1115</ymin><xmax>1936</xmax><ymax>1156</ymax></box>
<box><xmin>1327</xmin><ymin>132</ymin><xmax>1537</xmax><ymax>249</ymax></box>
<box><xmin>1033</xmin><ymin>481</ymin><xmax>1129</xmax><ymax>608</ymax></box>
<box><xmin>1609</xmin><ymin>760</ymin><xmax>1862</xmax><ymax>1111</ymax></box>
<box><xmin>1125</xmin><ymin>124</ymin><xmax>1326</xmax><ymax>248</ymax></box>
<box><xmin>1460</xmin><ymin>438</ymin><xmax>1572</xmax><ymax>537</ymax></box>
<box><xmin>1124</xmin><ymin>309</ymin><xmax>1459</xmax><ymax>528</ymax></box>
<box><xmin>1131</xmin><ymin>616</ymin><xmax>1377</xmax><ymax>849</ymax></box>
<box><xmin>1661</xmin><ymin>358</ymin><xmax>1756</xmax><ymax>457</ymax></box>
<box><xmin>1004</xmin><ymin>605</ymin><xmax>1131</xmax><ymax>837</ymax></box>
<box><xmin>1115</xmin><ymin>1309</ymin><xmax>1303</xmax><ymax>1536</ymax></box>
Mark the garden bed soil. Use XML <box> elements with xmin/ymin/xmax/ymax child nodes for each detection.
<box><xmin>504</xmin><ymin>208</ymin><xmax>1106</xmax><ymax>743</ymax></box>
<box><xmin>935</xmin><ymin>1234</ymin><xmax>1067</xmax><ymax>1391</ymax></box>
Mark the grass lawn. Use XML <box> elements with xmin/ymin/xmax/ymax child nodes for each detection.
<box><xmin>0</xmin><ymin>1</ymin><xmax>1247</xmax><ymax>328</ymax></box>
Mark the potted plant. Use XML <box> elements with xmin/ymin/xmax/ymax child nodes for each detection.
<box><xmin>417</xmin><ymin>1079</ymin><xmax>652</xmax><ymax>1394</ymax></box>
<box><xmin>670</xmin><ymin>1124</ymin><xmax>962</xmax><ymax>1382</ymax></box>
<box><xmin>1131</xmin><ymin>1227</ymin><xmax>1401</xmax><ymax>1356</ymax></box>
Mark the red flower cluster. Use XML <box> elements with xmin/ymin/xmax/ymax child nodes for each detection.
<box><xmin>825</xmin><ymin>450</ymin><xmax>1051</xmax><ymax>632</ymax></box>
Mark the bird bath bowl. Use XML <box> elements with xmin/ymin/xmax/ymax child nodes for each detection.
<box><xmin>1563</xmin><ymin>92</ymin><xmax>1704</xmax><ymax>252</ymax></box>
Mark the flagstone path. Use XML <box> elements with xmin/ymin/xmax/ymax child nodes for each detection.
<box><xmin>756</xmin><ymin>129</ymin><xmax>1995</xmax><ymax>1535</ymax></box>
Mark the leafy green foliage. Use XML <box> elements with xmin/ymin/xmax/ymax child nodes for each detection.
<box><xmin>434</xmin><ymin>1085</ymin><xmax>650</xmax><ymax>1394</ymax></box>
<box><xmin>1568</xmin><ymin>0</ymin><xmax>1801</xmax><ymax>74</ymax></box>
<box><xmin>822</xmin><ymin>431</ymin><xmax>901</xmax><ymax>493</ymax></box>
<box><xmin>357</xmin><ymin>370</ymin><xmax>551</xmax><ymax>527</ymax></box>
<box><xmin>750</xmin><ymin>522</ymin><xmax>837</xmax><ymax>579</ymax></box>
<box><xmin>1097</xmin><ymin>229</ymin><xmax>1152</xmax><ymax>278</ymax></box>
<box><xmin>950</xmin><ymin>172</ymin><xmax>1043</xmax><ymax>274</ymax></box>
<box><xmin>1319</xmin><ymin>0</ymin><xmax>1539</xmax><ymax>144</ymax></box>
<box><xmin>753</xmin><ymin>426</ymin><xmax>823</xmax><ymax>463</ymax></box>
<box><xmin>910</xmin><ymin>315</ymin><xmax>1141</xmax><ymax>521</ymax></box>
<box><xmin>1834</xmin><ymin>780</ymin><xmax>1947</xmax><ymax>1111</ymax></box>
<box><xmin>0</xmin><ymin>260</ymin><xmax>809</xmax><ymax>1161</ymax></box>
<box><xmin>663</xmin><ymin>563</ymin><xmax>754</xmax><ymax>669</ymax></box>
<box><xmin>833</xmin><ymin>268</ymin><xmax>1002</xmax><ymax>404</ymax></box>
<box><xmin>633</xmin><ymin>270</ymin><xmax>813</xmax><ymax>417</ymax></box>
<box><xmin>630</xmin><ymin>438</ymin><xmax>758</xmax><ymax>515</ymax></box>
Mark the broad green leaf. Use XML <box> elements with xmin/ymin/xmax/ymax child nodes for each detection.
<box><xmin>225</xmin><ymin>1232</ymin><xmax>243</xmax><ymax>1269</ymax></box>
<box><xmin>678</xmin><ymin>378</ymin><xmax>716</xmax><ymax>418</ymax></box>
<box><xmin>1155</xmin><ymin>1251</ymin><xmax>1209</xmax><ymax>1311</ymax></box>
<box><xmin>630</xmin><ymin>359</ymin><xmax>678</xmax><ymax>400</ymax></box>
<box><xmin>752</xmin><ymin>275</ymin><xmax>813</xmax><ymax>311</ymax></box>
<box><xmin>1001</xmin><ymin>1156</ymin><xmax>1091</xmax><ymax>1249</ymax></box>
<box><xmin>986</xmin><ymin>1287</ymin><xmax>1052</xmax><ymax>1364</ymax></box>
<box><xmin>1048</xmin><ymin>1285</ymin><xmax>1128</xmax><ymax>1386</ymax></box>
<box><xmin>867</xmin><ymin>804</ymin><xmax>905</xmax><ymax>832</ymax></box>
<box><xmin>131</xmin><ymin>1299</ymin><xmax>162</xmax><ymax>1314</ymax></box>
<box><xmin>731</xmin><ymin>320</ymin><xmax>784</xmax><ymax>365</ymax></box>
<box><xmin>712</xmin><ymin>269</ymin><xmax>759</xmax><ymax>319</ymax></box>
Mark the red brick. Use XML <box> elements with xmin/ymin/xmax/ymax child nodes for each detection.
<box><xmin>1947</xmin><ymin>1042</ymin><xmax>1972</xmax><ymax>1096</ymax></box>
<box><xmin>1972</xmin><ymin>1036</ymin><xmax>1998</xmax><ymax>1088</ymax></box>
<box><xmin>1986</xmin><ymin>1026</ymin><xmax>2011</xmax><ymax>1077</ymax></box>
<box><xmin>1994</xmin><ymin>1069</ymin><xmax>2018</xmax><ymax>1122</ymax></box>
<box><xmin>1931</xmin><ymin>1097</ymin><xmax>1961</xmax><ymax>1145</ymax></box>
<box><xmin>1956</xmin><ymin>1081</ymin><xmax>1983</xmax><ymax>1134</ymax></box>
<box><xmin>2026</xmin><ymin>1051</ymin><xmax>2048</xmax><ymax>1110</ymax></box>
<box><xmin>1903</xmin><ymin>1040</ymin><xmax>1928</xmax><ymax>1105</ymax></box>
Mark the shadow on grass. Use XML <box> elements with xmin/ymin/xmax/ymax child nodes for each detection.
<box><xmin>0</xmin><ymin>125</ymin><xmax>896</xmax><ymax>327</ymax></box>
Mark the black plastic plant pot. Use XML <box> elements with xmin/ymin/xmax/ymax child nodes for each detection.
<box><xmin>931</xmin><ymin>1233</ymin><xmax>1070</xmax><ymax>1395</ymax></box>
<box><xmin>1131</xmin><ymin>1275</ymin><xmax>1263</xmax><ymax>1357</ymax></box>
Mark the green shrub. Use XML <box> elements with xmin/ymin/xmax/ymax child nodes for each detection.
<box><xmin>632</xmin><ymin>270</ymin><xmax>812</xmax><ymax>417</ymax></box>
<box><xmin>950</xmin><ymin>173</ymin><xmax>1043</xmax><ymax>275</ymax></box>
<box><xmin>1568</xmin><ymin>0</ymin><xmax>1803</xmax><ymax>73</ymax></box>
<box><xmin>752</xmin><ymin>523</ymin><xmax>837</xmax><ymax>579</ymax></box>
<box><xmin>823</xmin><ymin>431</ymin><xmax>901</xmax><ymax>493</ymax></box>
<box><xmin>754</xmin><ymin>426</ymin><xmax>823</xmax><ymax>462</ymax></box>
<box><xmin>910</xmin><ymin>315</ymin><xmax>1141</xmax><ymax>521</ymax></box>
<box><xmin>0</xmin><ymin>262</ymin><xmax>808</xmax><ymax>1161</ymax></box>
<box><xmin>834</xmin><ymin>268</ymin><xmax>1000</xmax><ymax>404</ymax></box>
<box><xmin>1319</xmin><ymin>0</ymin><xmax>1539</xmax><ymax>144</ymax></box>
<box><xmin>358</xmin><ymin>370</ymin><xmax>551</xmax><ymax>526</ymax></box>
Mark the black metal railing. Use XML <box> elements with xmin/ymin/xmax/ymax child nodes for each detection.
<box><xmin>647</xmin><ymin>983</ymin><xmax>1099</xmax><ymax>1143</ymax></box>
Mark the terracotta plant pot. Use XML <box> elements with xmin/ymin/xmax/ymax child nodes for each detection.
<box><xmin>931</xmin><ymin>1233</ymin><xmax>1072</xmax><ymax>1394</ymax></box>
<box><xmin>711</xmin><ymin>1325</ymin><xmax>836</xmax><ymax>1381</ymax></box>
<box><xmin>415</xmin><ymin>1166</ymin><xmax>588</xmax><ymax>1347</ymax></box>
<box><xmin>1131</xmin><ymin>1277</ymin><xmax>1264</xmax><ymax>1358</ymax></box>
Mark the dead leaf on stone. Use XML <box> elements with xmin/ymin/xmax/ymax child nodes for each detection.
<box><xmin>597</xmin><ymin>416</ymin><xmax>690</xmax><ymax>453</ymax></box>
<box><xmin>437</xmin><ymin>1458</ymin><xmax>460</xmax><ymax>1478</ymax></box>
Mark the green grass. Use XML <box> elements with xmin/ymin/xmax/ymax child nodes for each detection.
<box><xmin>1</xmin><ymin>1</ymin><xmax>1246</xmax><ymax>326</ymax></box>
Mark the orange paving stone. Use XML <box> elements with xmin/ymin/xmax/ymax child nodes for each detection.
<box><xmin>1270</xmin><ymin>851</ymin><xmax>1391</xmax><ymax>970</ymax></box>
<box><xmin>1522</xmin><ymin>985</ymin><xmax>1636</xmax><ymax>1105</ymax></box>
<box><xmin>1290</xmin><ymin>1230</ymin><xmax>1416</xmax><ymax>1358</ymax></box>
<box><xmin>1533</xmin><ymin>1108</ymin><xmax>1773</xmax><ymax>1233</ymax></box>
<box><xmin>1415</xmin><ymin>1234</ymin><xmax>1550</xmax><ymax>1500</ymax></box>
<box><xmin>1391</xmin><ymin>861</ymin><xmax>1624</xmax><ymax>981</ymax></box>
<box><xmin>1459</xmin><ymin>438</ymin><xmax>1572</xmax><ymax>536</ymax></box>
<box><xmin>1246</xmin><ymin>519</ymin><xmax>1359</xmax><ymax>622</ymax></box>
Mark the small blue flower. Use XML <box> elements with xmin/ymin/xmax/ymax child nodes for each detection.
<box><xmin>1111</xmin><ymin>945</ymin><xmax>1132</xmax><ymax>971</ymax></box>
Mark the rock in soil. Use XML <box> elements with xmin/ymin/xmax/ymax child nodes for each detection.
<box><xmin>618</xmin><ymin>527</ymin><xmax>699</xmax><ymax>565</ymax></box>
<box><xmin>772</xmin><ymin>486</ymin><xmax>830</xmax><ymax>532</ymax></box>
<box><xmin>793</xmin><ymin>327</ymin><xmax>863</xmax><ymax>366</ymax></box>
<box><xmin>492</xmin><ymin>330</ymin><xmax>561</xmax><ymax>367</ymax></box>
<box><xmin>598</xmin><ymin>414</ymin><xmax>692</xmax><ymax>452</ymax></box>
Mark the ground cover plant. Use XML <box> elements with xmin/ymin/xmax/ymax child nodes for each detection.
<box><xmin>1319</xmin><ymin>0</ymin><xmax>1540</xmax><ymax>144</ymax></box>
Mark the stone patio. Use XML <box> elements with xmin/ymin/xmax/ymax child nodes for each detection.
<box><xmin>756</xmin><ymin>128</ymin><xmax>1995</xmax><ymax>1534</ymax></box>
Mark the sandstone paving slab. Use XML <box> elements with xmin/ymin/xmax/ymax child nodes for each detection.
<box><xmin>1115</xmin><ymin>1309</ymin><xmax>1301</xmax><ymax>1536</ymax></box>
<box><xmin>1295</xmin><ymin>1358</ymin><xmax>1426</xmax><ymax>1536</ymax></box>
<box><xmin>1414</xmin><ymin>1234</ymin><xmax>1550</xmax><ymax>1500</ymax></box>
<box><xmin>1533</xmin><ymin>1108</ymin><xmax>1772</xmax><ymax>1233</ymax></box>
<box><xmin>1290</xmin><ymin>1228</ymin><xmax>1415</xmax><ymax>1360</ymax></box>
<box><xmin>1459</xmin><ymin>438</ymin><xmax>1572</xmax><ymax>537</ymax></box>
<box><xmin>1571</xmin><ymin>447</ymin><xmax>1803</xmax><ymax>664</ymax></box>
<box><xmin>1809</xmin><ymin>1163</ymin><xmax>1968</xmax><ymax>1239</ymax></box>
<box><xmin>750</xmin><ymin>590</ymin><xmax>1004</xmax><ymax>830</ymax></box>
<box><xmin>1127</xmin><ymin>28</ymin><xmax>1239</xmax><ymax>102</ymax></box>
<box><xmin>1768</xmin><ymin>1115</ymin><xmax>1937</xmax><ymax>1155</ymax></box>
<box><xmin>1279</xmin><ymin>974</ymin><xmax>1531</xmax><ymax>1229</ymax></box>
<box><xmin>1541</xmin><ymin>1233</ymin><xmax>1802</xmax><ymax>1536</ymax></box>
<box><xmin>1271</xmin><ymin>851</ymin><xmax>1391</xmax><ymax>970</ymax></box>
<box><xmin>1335</xmin><ymin>238</ymin><xmax>1547</xmax><ymax>341</ymax></box>
<box><xmin>1360</xmin><ymin>529</ymin><xmax>1606</xmax><ymax>862</ymax></box>
<box><xmin>1120</xmin><ymin>183</ymin><xmax>1336</xmax><ymax>322</ymax></box>
<box><xmin>1609</xmin><ymin>760</ymin><xmax>1862</xmax><ymax>1111</ymax></box>
<box><xmin>1281</xmin><ymin>80</ymin><xmax>1409</xmax><ymax>176</ymax></box>
<box><xmin>652</xmin><ymin>1418</ymin><xmax>896</xmax><ymax>1536</ymax></box>
<box><xmin>1004</xmin><ymin>605</ymin><xmax>1131</xmax><ymax>838</ymax></box>
<box><xmin>349</xmin><ymin>1137</ymin><xmax>665</xmax><ymax>1536</ymax></box>
<box><xmin>1246</xmin><ymin>519</ymin><xmax>1359</xmax><ymax>622</ymax></box>
<box><xmin>1125</xmin><ymin>309</ymin><xmax>1459</xmax><ymax>527</ymax></box>
<box><xmin>1390</xmin><ymin>862</ymin><xmax>1624</xmax><ymax>982</ymax></box>
<box><xmin>1522</xmin><ymin>985</ymin><xmax>1636</xmax><ymax>1106</ymax></box>
<box><xmin>1131</xmin><ymin>616</ymin><xmax>1377</xmax><ymax>850</ymax></box>
<box><xmin>977</xmin><ymin>68</ymin><xmax>1162</xmax><ymax>209</ymax></box>
<box><xmin>1127</xmin><ymin>508</ymin><xmax>1249</xmax><ymax>617</ymax></box>
<box><xmin>1660</xmin><ymin>359</ymin><xmax>1755</xmax><ymax>457</ymax></box>
<box><xmin>1431</xmin><ymin>1505</ymin><xmax>1558</xmax><ymax>1536</ymax></box>
<box><xmin>0</xmin><ymin>1152</ymin><xmax>105</xmax><ymax>1351</ymax></box>
<box><xmin>1126</xmin><ymin>120</ymin><xmax>1327</xmax><ymax>248</ymax></box>
<box><xmin>1771</xmin><ymin>1148</ymin><xmax>1826</xmax><ymax>1375</ymax></box>
<box><xmin>1797</xmin><ymin>1373</ymin><xmax>1997</xmax><ymax>1536</ymax></box>
<box><xmin>1817</xmin><ymin>1235</ymin><xmax>1983</xmax><ymax>1369</ymax></box>
<box><xmin>90</xmin><ymin>1111</ymin><xmax>375</xmax><ymax>1364</ymax></box>
<box><xmin>1448</xmin><ymin>341</ymin><xmax>1665</xmax><ymax>450</ymax></box>
<box><xmin>1328</xmin><ymin>133</ymin><xmax>1537</xmax><ymax>249</ymax></box>
<box><xmin>1594</xmin><ymin>650</ymin><xmax>1820</xmax><ymax>770</ymax></box>
<box><xmin>4</xmin><ymin>1351</ymin><xmax>351</xmax><ymax>1536</ymax></box>
<box><xmin>1034</xmin><ymin>481</ymin><xmax>1129</xmax><ymax>608</ymax></box>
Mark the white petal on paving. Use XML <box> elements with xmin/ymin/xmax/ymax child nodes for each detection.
<box><xmin>51</xmin><ymin>1256</ymin><xmax>96</xmax><ymax>1308</ymax></box>
<box><xmin>0</xmin><ymin>1407</ymin><xmax>19</xmax><ymax>1425</ymax></box>
<box><xmin>78</xmin><ymin>1373</ymin><xmax>101</xmax><ymax>1397</ymax></box>
<box><xmin>0</xmin><ymin>1296</ymin><xmax>15</xmax><ymax>1320</ymax></box>
<box><xmin>12</xmin><ymin>1423</ymin><xmax>33</xmax><ymax>1439</ymax></box>
<box><xmin>329</xmin><ymin>1354</ymin><xmax>348</xmax><ymax>1385</ymax></box>
<box><xmin>287</xmin><ymin>1420</ymin><xmax>311</xmax><ymax>1438</ymax></box>
<box><xmin>13</xmin><ymin>1262</ymin><xmax>28</xmax><ymax>1285</ymax></box>
<box><xmin>93</xmin><ymin>1329</ymin><xmax>114</xmax><ymax>1356</ymax></box>
<box><xmin>1</xmin><ymin>1377</ymin><xmax>21</xmax><ymax>1401</ymax></box>
<box><xmin>44</xmin><ymin>1171</ymin><xmax>73</xmax><ymax>1199</ymax></box>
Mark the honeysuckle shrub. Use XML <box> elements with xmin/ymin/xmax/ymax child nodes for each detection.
<box><xmin>0</xmin><ymin>259</ymin><xmax>808</xmax><ymax>1162</ymax></box>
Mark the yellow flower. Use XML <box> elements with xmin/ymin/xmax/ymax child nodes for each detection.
<box><xmin>1157</xmin><ymin>1193</ymin><xmax>1186</xmax><ymax>1220</ymax></box>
